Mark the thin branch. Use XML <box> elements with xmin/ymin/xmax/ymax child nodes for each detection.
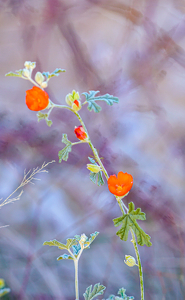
<box><xmin>0</xmin><ymin>160</ymin><xmax>55</xmax><ymax>208</ymax></box>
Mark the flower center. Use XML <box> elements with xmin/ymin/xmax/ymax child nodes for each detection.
<box><xmin>116</xmin><ymin>185</ymin><xmax>123</xmax><ymax>192</ymax></box>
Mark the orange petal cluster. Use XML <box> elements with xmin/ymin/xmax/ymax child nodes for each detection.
<box><xmin>25</xmin><ymin>86</ymin><xmax>49</xmax><ymax>111</ymax></box>
<box><xmin>74</xmin><ymin>125</ymin><xmax>87</xmax><ymax>140</ymax></box>
<box><xmin>108</xmin><ymin>171</ymin><xmax>133</xmax><ymax>197</ymax></box>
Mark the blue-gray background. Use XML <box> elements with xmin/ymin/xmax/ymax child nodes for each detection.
<box><xmin>0</xmin><ymin>0</ymin><xmax>185</xmax><ymax>299</ymax></box>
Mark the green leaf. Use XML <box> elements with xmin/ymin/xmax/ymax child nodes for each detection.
<box><xmin>83</xmin><ymin>231</ymin><xmax>99</xmax><ymax>249</ymax></box>
<box><xmin>72</xmin><ymin>244</ymin><xmax>81</xmax><ymax>256</ymax></box>
<box><xmin>89</xmin><ymin>171</ymin><xmax>104</xmax><ymax>186</ymax></box>
<box><xmin>103</xmin><ymin>287</ymin><xmax>134</xmax><ymax>300</ymax></box>
<box><xmin>98</xmin><ymin>172</ymin><xmax>104</xmax><ymax>186</ymax></box>
<box><xmin>43</xmin><ymin>238</ymin><xmax>77</xmax><ymax>250</ymax></box>
<box><xmin>37</xmin><ymin>112</ymin><xmax>52</xmax><ymax>127</ymax></box>
<box><xmin>0</xmin><ymin>288</ymin><xmax>11</xmax><ymax>297</ymax></box>
<box><xmin>42</xmin><ymin>68</ymin><xmax>65</xmax><ymax>80</ymax></box>
<box><xmin>5</xmin><ymin>69</ymin><xmax>24</xmax><ymax>78</ymax></box>
<box><xmin>82</xmin><ymin>91</ymin><xmax>119</xmax><ymax>113</ymax></box>
<box><xmin>88</xmin><ymin>157</ymin><xmax>97</xmax><ymax>164</ymax></box>
<box><xmin>58</xmin><ymin>134</ymin><xmax>72</xmax><ymax>162</ymax></box>
<box><xmin>89</xmin><ymin>172</ymin><xmax>98</xmax><ymax>184</ymax></box>
<box><xmin>57</xmin><ymin>253</ymin><xmax>73</xmax><ymax>260</ymax></box>
<box><xmin>113</xmin><ymin>202</ymin><xmax>152</xmax><ymax>247</ymax></box>
<box><xmin>83</xmin><ymin>283</ymin><xmax>106</xmax><ymax>300</ymax></box>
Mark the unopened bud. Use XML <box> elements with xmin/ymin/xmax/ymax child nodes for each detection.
<box><xmin>35</xmin><ymin>72</ymin><xmax>45</xmax><ymax>85</ymax></box>
<box><xmin>41</xmin><ymin>81</ymin><xmax>48</xmax><ymax>89</ymax></box>
<box><xmin>124</xmin><ymin>255</ymin><xmax>137</xmax><ymax>267</ymax></box>
<box><xmin>24</xmin><ymin>61</ymin><xmax>31</xmax><ymax>69</ymax></box>
<box><xmin>0</xmin><ymin>279</ymin><xmax>5</xmax><ymax>289</ymax></box>
<box><xmin>65</xmin><ymin>90</ymin><xmax>80</xmax><ymax>107</ymax></box>
<box><xmin>87</xmin><ymin>164</ymin><xmax>101</xmax><ymax>173</ymax></box>
<box><xmin>80</xmin><ymin>233</ymin><xmax>87</xmax><ymax>243</ymax></box>
<box><xmin>72</xmin><ymin>99</ymin><xmax>81</xmax><ymax>111</ymax></box>
<box><xmin>24</xmin><ymin>61</ymin><xmax>36</xmax><ymax>70</ymax></box>
<box><xmin>23</xmin><ymin>68</ymin><xmax>30</xmax><ymax>78</ymax></box>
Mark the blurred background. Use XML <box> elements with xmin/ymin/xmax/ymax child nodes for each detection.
<box><xmin>0</xmin><ymin>0</ymin><xmax>185</xmax><ymax>299</ymax></box>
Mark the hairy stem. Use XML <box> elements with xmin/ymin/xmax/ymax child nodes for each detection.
<box><xmin>74</xmin><ymin>111</ymin><xmax>109</xmax><ymax>180</ymax></box>
<box><xmin>74</xmin><ymin>260</ymin><xmax>79</xmax><ymax>300</ymax></box>
<box><xmin>130</xmin><ymin>228</ymin><xmax>144</xmax><ymax>300</ymax></box>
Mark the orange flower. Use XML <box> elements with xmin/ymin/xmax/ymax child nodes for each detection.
<box><xmin>25</xmin><ymin>86</ymin><xmax>49</xmax><ymax>111</ymax></box>
<box><xmin>108</xmin><ymin>171</ymin><xmax>133</xmax><ymax>197</ymax></box>
<box><xmin>74</xmin><ymin>125</ymin><xmax>87</xmax><ymax>140</ymax></box>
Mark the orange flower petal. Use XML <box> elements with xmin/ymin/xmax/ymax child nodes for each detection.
<box><xmin>25</xmin><ymin>86</ymin><xmax>49</xmax><ymax>111</ymax></box>
<box><xmin>107</xmin><ymin>174</ymin><xmax>118</xmax><ymax>186</ymax></box>
<box><xmin>108</xmin><ymin>171</ymin><xmax>133</xmax><ymax>197</ymax></box>
<box><xmin>108</xmin><ymin>184</ymin><xmax>118</xmax><ymax>195</ymax></box>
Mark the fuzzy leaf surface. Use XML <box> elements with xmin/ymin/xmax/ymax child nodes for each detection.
<box><xmin>113</xmin><ymin>202</ymin><xmax>152</xmax><ymax>247</ymax></box>
<box><xmin>42</xmin><ymin>68</ymin><xmax>65</xmax><ymax>80</ymax></box>
<box><xmin>43</xmin><ymin>238</ymin><xmax>77</xmax><ymax>250</ymax></box>
<box><xmin>37</xmin><ymin>112</ymin><xmax>52</xmax><ymax>127</ymax></box>
<box><xmin>89</xmin><ymin>171</ymin><xmax>104</xmax><ymax>186</ymax></box>
<box><xmin>103</xmin><ymin>287</ymin><xmax>134</xmax><ymax>300</ymax></box>
<box><xmin>83</xmin><ymin>231</ymin><xmax>99</xmax><ymax>249</ymax></box>
<box><xmin>0</xmin><ymin>288</ymin><xmax>11</xmax><ymax>297</ymax></box>
<box><xmin>83</xmin><ymin>283</ymin><xmax>106</xmax><ymax>300</ymax></box>
<box><xmin>5</xmin><ymin>69</ymin><xmax>24</xmax><ymax>78</ymax></box>
<box><xmin>57</xmin><ymin>253</ymin><xmax>73</xmax><ymax>260</ymax></box>
<box><xmin>82</xmin><ymin>91</ymin><xmax>119</xmax><ymax>113</ymax></box>
<box><xmin>58</xmin><ymin>134</ymin><xmax>72</xmax><ymax>162</ymax></box>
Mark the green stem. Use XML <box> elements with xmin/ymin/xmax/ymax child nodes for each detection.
<box><xmin>73</xmin><ymin>111</ymin><xmax>109</xmax><ymax>180</ymax></box>
<box><xmin>130</xmin><ymin>228</ymin><xmax>144</xmax><ymax>300</ymax></box>
<box><xmin>74</xmin><ymin>260</ymin><xmax>79</xmax><ymax>300</ymax></box>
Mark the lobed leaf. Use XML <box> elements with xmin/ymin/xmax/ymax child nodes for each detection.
<box><xmin>88</xmin><ymin>157</ymin><xmax>97</xmax><ymax>165</ymax></box>
<box><xmin>5</xmin><ymin>69</ymin><xmax>24</xmax><ymax>78</ymax></box>
<box><xmin>42</xmin><ymin>68</ymin><xmax>65</xmax><ymax>80</ymax></box>
<box><xmin>103</xmin><ymin>287</ymin><xmax>134</xmax><ymax>300</ymax></box>
<box><xmin>82</xmin><ymin>91</ymin><xmax>119</xmax><ymax>113</ymax></box>
<box><xmin>113</xmin><ymin>202</ymin><xmax>152</xmax><ymax>247</ymax></box>
<box><xmin>43</xmin><ymin>238</ymin><xmax>77</xmax><ymax>250</ymax></box>
<box><xmin>83</xmin><ymin>231</ymin><xmax>99</xmax><ymax>249</ymax></box>
<box><xmin>0</xmin><ymin>288</ymin><xmax>11</xmax><ymax>297</ymax></box>
<box><xmin>89</xmin><ymin>171</ymin><xmax>104</xmax><ymax>186</ymax></box>
<box><xmin>83</xmin><ymin>283</ymin><xmax>106</xmax><ymax>300</ymax></box>
<box><xmin>37</xmin><ymin>112</ymin><xmax>52</xmax><ymax>127</ymax></box>
<box><xmin>58</xmin><ymin>134</ymin><xmax>72</xmax><ymax>162</ymax></box>
<box><xmin>57</xmin><ymin>253</ymin><xmax>73</xmax><ymax>260</ymax></box>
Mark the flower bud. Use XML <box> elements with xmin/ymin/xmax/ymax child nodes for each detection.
<box><xmin>24</xmin><ymin>61</ymin><xmax>31</xmax><ymax>69</ymax></box>
<box><xmin>41</xmin><ymin>81</ymin><xmax>48</xmax><ymax>89</ymax></box>
<box><xmin>35</xmin><ymin>72</ymin><xmax>45</xmax><ymax>85</ymax></box>
<box><xmin>87</xmin><ymin>164</ymin><xmax>101</xmax><ymax>173</ymax></box>
<box><xmin>124</xmin><ymin>255</ymin><xmax>137</xmax><ymax>267</ymax></box>
<box><xmin>24</xmin><ymin>61</ymin><xmax>36</xmax><ymax>70</ymax></box>
<box><xmin>65</xmin><ymin>90</ymin><xmax>80</xmax><ymax>107</ymax></box>
<box><xmin>80</xmin><ymin>233</ymin><xmax>88</xmax><ymax>243</ymax></box>
<box><xmin>72</xmin><ymin>99</ymin><xmax>81</xmax><ymax>111</ymax></box>
<box><xmin>23</xmin><ymin>68</ymin><xmax>30</xmax><ymax>78</ymax></box>
<box><xmin>0</xmin><ymin>279</ymin><xmax>5</xmax><ymax>289</ymax></box>
<box><xmin>74</xmin><ymin>125</ymin><xmax>87</xmax><ymax>140</ymax></box>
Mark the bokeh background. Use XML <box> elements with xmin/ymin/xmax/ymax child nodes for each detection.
<box><xmin>1</xmin><ymin>0</ymin><xmax>185</xmax><ymax>299</ymax></box>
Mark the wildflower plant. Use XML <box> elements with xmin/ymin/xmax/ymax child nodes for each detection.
<box><xmin>6</xmin><ymin>62</ymin><xmax>152</xmax><ymax>300</ymax></box>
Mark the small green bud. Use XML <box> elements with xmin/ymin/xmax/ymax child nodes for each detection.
<box><xmin>124</xmin><ymin>255</ymin><xmax>137</xmax><ymax>267</ymax></box>
<box><xmin>24</xmin><ymin>61</ymin><xmax>31</xmax><ymax>68</ymax></box>
<box><xmin>87</xmin><ymin>164</ymin><xmax>101</xmax><ymax>173</ymax></box>
<box><xmin>0</xmin><ymin>278</ymin><xmax>5</xmax><ymax>289</ymax></box>
<box><xmin>35</xmin><ymin>72</ymin><xmax>45</xmax><ymax>85</ymax></box>
<box><xmin>80</xmin><ymin>233</ymin><xmax>88</xmax><ymax>243</ymax></box>
<box><xmin>41</xmin><ymin>81</ymin><xmax>48</xmax><ymax>88</ymax></box>
<box><xmin>24</xmin><ymin>61</ymin><xmax>36</xmax><ymax>70</ymax></box>
<box><xmin>22</xmin><ymin>68</ymin><xmax>30</xmax><ymax>78</ymax></box>
<box><xmin>65</xmin><ymin>90</ymin><xmax>80</xmax><ymax>106</ymax></box>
